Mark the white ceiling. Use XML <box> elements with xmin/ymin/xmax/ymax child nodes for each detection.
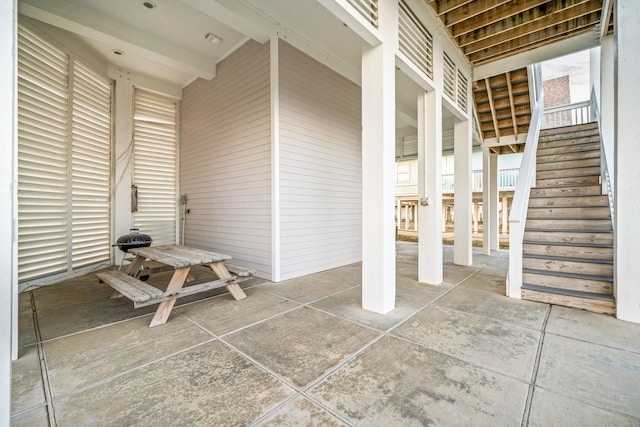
<box><xmin>19</xmin><ymin>0</ymin><xmax>459</xmax><ymax>134</ymax></box>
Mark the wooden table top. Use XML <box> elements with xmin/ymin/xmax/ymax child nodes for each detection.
<box><xmin>128</xmin><ymin>245</ymin><xmax>232</xmax><ymax>268</ymax></box>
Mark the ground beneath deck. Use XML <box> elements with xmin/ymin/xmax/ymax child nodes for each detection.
<box><xmin>11</xmin><ymin>243</ymin><xmax>640</xmax><ymax>426</ymax></box>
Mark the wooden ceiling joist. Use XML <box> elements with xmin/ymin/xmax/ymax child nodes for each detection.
<box><xmin>456</xmin><ymin>0</ymin><xmax>597</xmax><ymax>47</ymax></box>
<box><xmin>463</xmin><ymin>1</ymin><xmax>602</xmax><ymax>54</ymax></box>
<box><xmin>506</xmin><ymin>72</ymin><xmax>519</xmax><ymax>139</ymax></box>
<box><xmin>428</xmin><ymin>0</ymin><xmax>605</xmax><ymax>66</ymax></box>
<box><xmin>484</xmin><ymin>77</ymin><xmax>501</xmax><ymax>143</ymax></box>
<box><xmin>450</xmin><ymin>0</ymin><xmax>549</xmax><ymax>37</ymax></box>
<box><xmin>469</xmin><ymin>18</ymin><xmax>599</xmax><ymax>65</ymax></box>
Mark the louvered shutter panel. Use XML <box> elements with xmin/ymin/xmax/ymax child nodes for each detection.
<box><xmin>17</xmin><ymin>25</ymin><xmax>69</xmax><ymax>281</ymax></box>
<box><xmin>133</xmin><ymin>90</ymin><xmax>177</xmax><ymax>245</ymax></box>
<box><xmin>71</xmin><ymin>61</ymin><xmax>112</xmax><ymax>268</ymax></box>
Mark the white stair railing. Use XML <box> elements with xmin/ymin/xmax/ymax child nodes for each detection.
<box><xmin>507</xmin><ymin>64</ymin><xmax>543</xmax><ymax>298</ymax></box>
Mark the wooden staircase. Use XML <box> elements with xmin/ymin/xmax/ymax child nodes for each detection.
<box><xmin>521</xmin><ymin>122</ymin><xmax>615</xmax><ymax>315</ymax></box>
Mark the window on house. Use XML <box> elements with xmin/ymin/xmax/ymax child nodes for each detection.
<box><xmin>17</xmin><ymin>24</ymin><xmax>112</xmax><ymax>283</ymax></box>
<box><xmin>396</xmin><ymin>164</ymin><xmax>410</xmax><ymax>182</ymax></box>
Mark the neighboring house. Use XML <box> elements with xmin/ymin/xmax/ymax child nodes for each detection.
<box><xmin>395</xmin><ymin>147</ymin><xmax>521</xmax><ymax>236</ymax></box>
<box><xmin>543</xmin><ymin>75</ymin><xmax>572</xmax><ymax>128</ymax></box>
<box><xmin>2</xmin><ymin>1</ymin><xmax>640</xmax><ymax>417</ymax></box>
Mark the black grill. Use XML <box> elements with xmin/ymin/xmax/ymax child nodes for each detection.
<box><xmin>115</xmin><ymin>228</ymin><xmax>152</xmax><ymax>253</ymax></box>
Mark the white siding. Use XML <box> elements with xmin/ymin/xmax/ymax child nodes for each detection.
<box><xmin>278</xmin><ymin>40</ymin><xmax>362</xmax><ymax>280</ymax></box>
<box><xmin>180</xmin><ymin>41</ymin><xmax>272</xmax><ymax>278</ymax></box>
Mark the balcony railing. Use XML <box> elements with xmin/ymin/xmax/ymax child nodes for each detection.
<box><xmin>542</xmin><ymin>100</ymin><xmax>594</xmax><ymax>129</ymax></box>
<box><xmin>442</xmin><ymin>168</ymin><xmax>519</xmax><ymax>194</ymax></box>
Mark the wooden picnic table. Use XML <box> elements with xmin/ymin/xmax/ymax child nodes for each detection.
<box><xmin>97</xmin><ymin>245</ymin><xmax>249</xmax><ymax>327</ymax></box>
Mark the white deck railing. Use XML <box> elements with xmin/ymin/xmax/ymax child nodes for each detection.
<box><xmin>542</xmin><ymin>99</ymin><xmax>595</xmax><ymax>129</ymax></box>
<box><xmin>442</xmin><ymin>168</ymin><xmax>519</xmax><ymax>194</ymax></box>
<box><xmin>507</xmin><ymin>64</ymin><xmax>543</xmax><ymax>298</ymax></box>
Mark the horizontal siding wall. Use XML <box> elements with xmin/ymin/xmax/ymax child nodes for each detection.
<box><xmin>278</xmin><ymin>40</ymin><xmax>362</xmax><ymax>280</ymax></box>
<box><xmin>180</xmin><ymin>41</ymin><xmax>272</xmax><ymax>278</ymax></box>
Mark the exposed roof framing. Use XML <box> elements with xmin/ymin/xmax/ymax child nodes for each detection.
<box><xmin>474</xmin><ymin>67</ymin><xmax>530</xmax><ymax>151</ymax></box>
<box><xmin>427</xmin><ymin>0</ymin><xmax>605</xmax><ymax>65</ymax></box>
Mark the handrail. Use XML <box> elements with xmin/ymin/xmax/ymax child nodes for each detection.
<box><xmin>507</xmin><ymin>64</ymin><xmax>544</xmax><ymax>298</ymax></box>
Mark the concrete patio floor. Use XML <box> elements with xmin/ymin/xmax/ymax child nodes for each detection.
<box><xmin>11</xmin><ymin>242</ymin><xmax>640</xmax><ymax>426</ymax></box>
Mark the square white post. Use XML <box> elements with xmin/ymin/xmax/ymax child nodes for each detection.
<box><xmin>1</xmin><ymin>0</ymin><xmax>17</xmax><ymax>422</ymax></box>
<box><xmin>361</xmin><ymin>0</ymin><xmax>397</xmax><ymax>314</ymax></box>
<box><xmin>600</xmin><ymin>36</ymin><xmax>615</xmax><ymax>195</ymax></box>
<box><xmin>418</xmin><ymin>90</ymin><xmax>443</xmax><ymax>284</ymax></box>
<box><xmin>454</xmin><ymin>119</ymin><xmax>472</xmax><ymax>266</ymax></box>
<box><xmin>489</xmin><ymin>152</ymin><xmax>499</xmax><ymax>251</ymax></box>
<box><xmin>482</xmin><ymin>148</ymin><xmax>492</xmax><ymax>254</ymax></box>
<box><xmin>615</xmin><ymin>0</ymin><xmax>640</xmax><ymax>323</ymax></box>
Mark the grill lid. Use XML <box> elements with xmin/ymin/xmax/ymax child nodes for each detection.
<box><xmin>115</xmin><ymin>228</ymin><xmax>152</xmax><ymax>252</ymax></box>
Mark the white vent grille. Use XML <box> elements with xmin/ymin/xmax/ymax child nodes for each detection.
<box><xmin>347</xmin><ymin>0</ymin><xmax>379</xmax><ymax>28</ymax></box>
<box><xmin>457</xmin><ymin>69</ymin><xmax>468</xmax><ymax>112</ymax></box>
<box><xmin>443</xmin><ymin>53</ymin><xmax>456</xmax><ymax>100</ymax></box>
<box><xmin>399</xmin><ymin>0</ymin><xmax>433</xmax><ymax>79</ymax></box>
<box><xmin>133</xmin><ymin>90</ymin><xmax>177</xmax><ymax>246</ymax></box>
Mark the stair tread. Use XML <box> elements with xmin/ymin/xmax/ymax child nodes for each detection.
<box><xmin>523</xmin><ymin>240</ymin><xmax>613</xmax><ymax>248</ymax></box>
<box><xmin>523</xmin><ymin>268</ymin><xmax>613</xmax><ymax>282</ymax></box>
<box><xmin>523</xmin><ymin>253</ymin><xmax>613</xmax><ymax>264</ymax></box>
<box><xmin>522</xmin><ymin>283</ymin><xmax>615</xmax><ymax>301</ymax></box>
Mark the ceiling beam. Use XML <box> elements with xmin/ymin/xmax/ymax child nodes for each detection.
<box><xmin>485</xmin><ymin>77</ymin><xmax>501</xmax><ymax>143</ymax></box>
<box><xmin>435</xmin><ymin>0</ymin><xmax>475</xmax><ymax>16</ymax></box>
<box><xmin>179</xmin><ymin>0</ymin><xmax>271</xmax><ymax>43</ymax></box>
<box><xmin>444</xmin><ymin>0</ymin><xmax>512</xmax><ymax>28</ymax></box>
<box><xmin>450</xmin><ymin>0</ymin><xmax>548</xmax><ymax>37</ymax></box>
<box><xmin>474</xmin><ymin>31</ymin><xmax>599</xmax><ymax>79</ymax></box>
<box><xmin>505</xmin><ymin>72</ymin><xmax>519</xmax><ymax>139</ymax></box>
<box><xmin>19</xmin><ymin>0</ymin><xmax>217</xmax><ymax>79</ymax></box>
<box><xmin>457</xmin><ymin>0</ymin><xmax>594</xmax><ymax>47</ymax></box>
<box><xmin>462</xmin><ymin>1</ymin><xmax>601</xmax><ymax>54</ymax></box>
<box><xmin>469</xmin><ymin>19</ymin><xmax>599</xmax><ymax>65</ymax></box>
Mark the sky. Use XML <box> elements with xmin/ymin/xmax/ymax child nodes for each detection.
<box><xmin>541</xmin><ymin>49</ymin><xmax>592</xmax><ymax>102</ymax></box>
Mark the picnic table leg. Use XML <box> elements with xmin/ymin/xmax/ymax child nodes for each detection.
<box><xmin>209</xmin><ymin>262</ymin><xmax>247</xmax><ymax>300</ymax></box>
<box><xmin>149</xmin><ymin>267</ymin><xmax>191</xmax><ymax>327</ymax></box>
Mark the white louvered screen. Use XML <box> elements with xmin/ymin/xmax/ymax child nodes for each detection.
<box><xmin>17</xmin><ymin>25</ymin><xmax>69</xmax><ymax>281</ymax></box>
<box><xmin>457</xmin><ymin>69</ymin><xmax>468</xmax><ymax>113</ymax></box>
<box><xmin>346</xmin><ymin>0</ymin><xmax>378</xmax><ymax>28</ymax></box>
<box><xmin>71</xmin><ymin>61</ymin><xmax>112</xmax><ymax>268</ymax></box>
<box><xmin>18</xmin><ymin>24</ymin><xmax>113</xmax><ymax>283</ymax></box>
<box><xmin>133</xmin><ymin>90</ymin><xmax>177</xmax><ymax>246</ymax></box>
<box><xmin>443</xmin><ymin>53</ymin><xmax>456</xmax><ymax>101</ymax></box>
<box><xmin>398</xmin><ymin>0</ymin><xmax>433</xmax><ymax>79</ymax></box>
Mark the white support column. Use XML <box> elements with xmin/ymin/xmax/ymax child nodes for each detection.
<box><xmin>600</xmin><ymin>35</ymin><xmax>615</xmax><ymax>196</ymax></box>
<box><xmin>454</xmin><ymin>119</ymin><xmax>472</xmax><ymax>266</ymax></box>
<box><xmin>417</xmin><ymin>90</ymin><xmax>443</xmax><ymax>285</ymax></box>
<box><xmin>615</xmin><ymin>0</ymin><xmax>640</xmax><ymax>323</ymax></box>
<box><xmin>489</xmin><ymin>152</ymin><xmax>499</xmax><ymax>251</ymax></box>
<box><xmin>1</xmin><ymin>2</ymin><xmax>17</xmax><ymax>423</ymax></box>
<box><xmin>442</xmin><ymin>201</ymin><xmax>447</xmax><ymax>233</ymax></box>
<box><xmin>113</xmin><ymin>75</ymin><xmax>135</xmax><ymax>266</ymax></box>
<box><xmin>501</xmin><ymin>196</ymin><xmax>509</xmax><ymax>234</ymax></box>
<box><xmin>412</xmin><ymin>202</ymin><xmax>418</xmax><ymax>231</ymax></box>
<box><xmin>404</xmin><ymin>203</ymin><xmax>409</xmax><ymax>230</ymax></box>
<box><xmin>361</xmin><ymin>0</ymin><xmax>397</xmax><ymax>314</ymax></box>
<box><xmin>482</xmin><ymin>148</ymin><xmax>491</xmax><ymax>255</ymax></box>
<box><xmin>472</xmin><ymin>202</ymin><xmax>478</xmax><ymax>233</ymax></box>
<box><xmin>270</xmin><ymin>35</ymin><xmax>281</xmax><ymax>282</ymax></box>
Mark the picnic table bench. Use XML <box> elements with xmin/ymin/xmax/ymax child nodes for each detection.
<box><xmin>97</xmin><ymin>245</ymin><xmax>254</xmax><ymax>327</ymax></box>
